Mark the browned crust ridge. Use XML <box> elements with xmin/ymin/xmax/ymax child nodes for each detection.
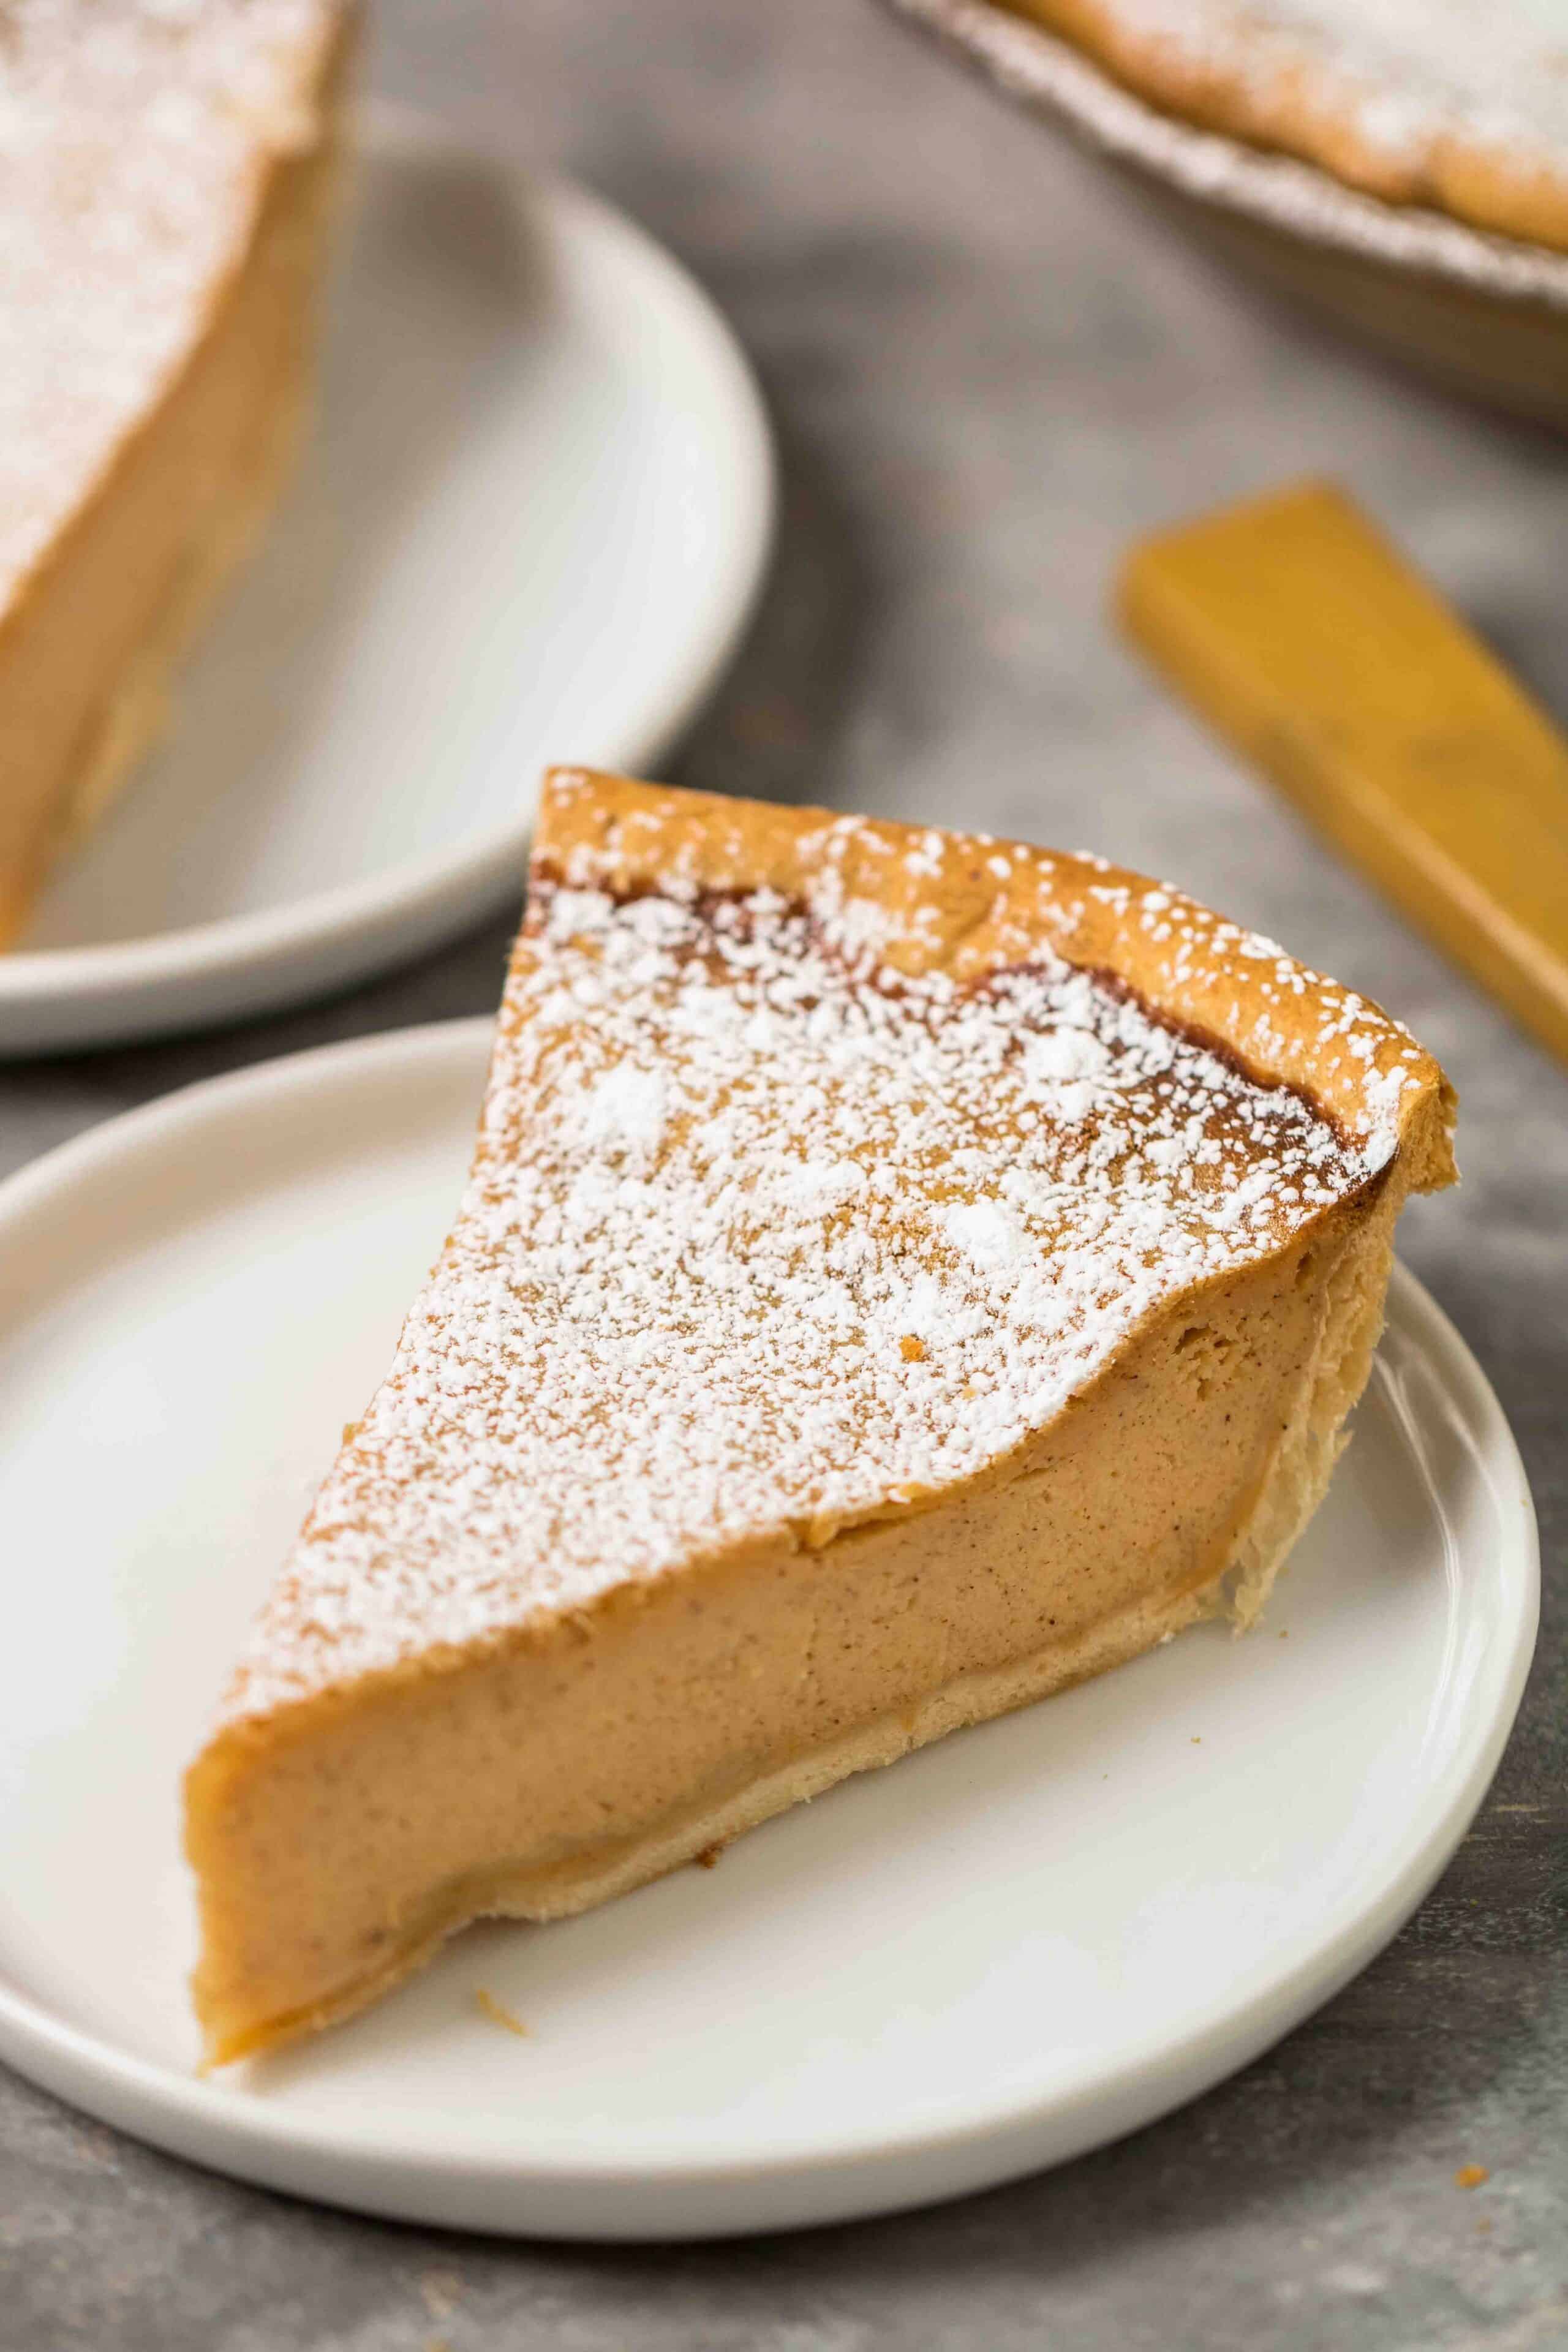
<box><xmin>535</xmin><ymin>769</ymin><xmax>1455</xmax><ymax>1188</ymax></box>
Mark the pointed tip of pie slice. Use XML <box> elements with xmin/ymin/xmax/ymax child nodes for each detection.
<box><xmin>186</xmin><ymin>770</ymin><xmax>1455</xmax><ymax>2064</ymax></box>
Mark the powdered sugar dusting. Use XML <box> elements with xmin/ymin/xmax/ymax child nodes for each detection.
<box><xmin>224</xmin><ymin>872</ymin><xmax>1397</xmax><ymax>1721</ymax></box>
<box><xmin>0</xmin><ymin>0</ymin><xmax>339</xmax><ymax>605</ymax></box>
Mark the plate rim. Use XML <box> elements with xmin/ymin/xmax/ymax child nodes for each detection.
<box><xmin>0</xmin><ymin>1017</ymin><xmax>1540</xmax><ymax>2234</ymax></box>
<box><xmin>0</xmin><ymin>118</ymin><xmax>775</xmax><ymax>1047</ymax></box>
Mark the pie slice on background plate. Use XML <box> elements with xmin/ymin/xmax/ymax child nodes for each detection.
<box><xmin>185</xmin><ymin>770</ymin><xmax>1455</xmax><ymax>2068</ymax></box>
<box><xmin>0</xmin><ymin>0</ymin><xmax>352</xmax><ymax>947</ymax></box>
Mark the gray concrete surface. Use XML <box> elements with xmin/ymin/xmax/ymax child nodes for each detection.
<box><xmin>2</xmin><ymin>3</ymin><xmax>1564</xmax><ymax>2344</ymax></box>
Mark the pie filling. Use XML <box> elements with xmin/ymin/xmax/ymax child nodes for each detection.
<box><xmin>221</xmin><ymin>872</ymin><xmax>1389</xmax><ymax>1714</ymax></box>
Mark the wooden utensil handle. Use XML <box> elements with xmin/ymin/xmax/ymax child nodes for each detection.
<box><xmin>1120</xmin><ymin>478</ymin><xmax>1568</xmax><ymax>1065</ymax></box>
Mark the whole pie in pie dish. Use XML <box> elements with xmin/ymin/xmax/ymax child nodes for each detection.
<box><xmin>0</xmin><ymin>0</ymin><xmax>351</xmax><ymax>949</ymax></box>
<box><xmin>185</xmin><ymin>770</ymin><xmax>1456</xmax><ymax>2067</ymax></box>
<box><xmin>993</xmin><ymin>0</ymin><xmax>1568</xmax><ymax>253</ymax></box>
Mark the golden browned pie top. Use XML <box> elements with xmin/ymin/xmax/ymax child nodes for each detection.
<box><xmin>218</xmin><ymin>773</ymin><xmax>1453</xmax><ymax>1725</ymax></box>
<box><xmin>0</xmin><ymin>0</ymin><xmax>342</xmax><ymax>607</ymax></box>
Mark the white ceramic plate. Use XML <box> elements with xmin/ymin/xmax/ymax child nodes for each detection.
<box><xmin>0</xmin><ymin>1022</ymin><xmax>1538</xmax><ymax>2240</ymax></box>
<box><xmin>1</xmin><ymin>118</ymin><xmax>774</xmax><ymax>1056</ymax></box>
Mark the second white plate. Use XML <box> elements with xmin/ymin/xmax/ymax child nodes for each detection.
<box><xmin>3</xmin><ymin>117</ymin><xmax>774</xmax><ymax>1055</ymax></box>
<box><xmin>0</xmin><ymin>1022</ymin><xmax>1538</xmax><ymax>2237</ymax></box>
